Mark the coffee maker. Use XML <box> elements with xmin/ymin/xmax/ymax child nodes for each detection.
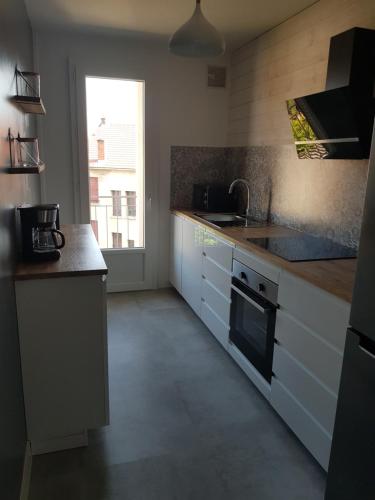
<box><xmin>18</xmin><ymin>204</ymin><xmax>65</xmax><ymax>262</ymax></box>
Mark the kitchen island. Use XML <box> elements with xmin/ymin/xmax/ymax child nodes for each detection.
<box><xmin>15</xmin><ymin>224</ymin><xmax>109</xmax><ymax>455</ymax></box>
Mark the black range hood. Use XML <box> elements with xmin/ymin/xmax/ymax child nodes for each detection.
<box><xmin>287</xmin><ymin>28</ymin><xmax>375</xmax><ymax>159</ymax></box>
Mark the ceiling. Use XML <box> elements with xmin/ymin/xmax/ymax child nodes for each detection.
<box><xmin>25</xmin><ymin>0</ymin><xmax>318</xmax><ymax>50</ymax></box>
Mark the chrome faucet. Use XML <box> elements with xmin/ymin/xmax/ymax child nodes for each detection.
<box><xmin>228</xmin><ymin>179</ymin><xmax>251</xmax><ymax>225</ymax></box>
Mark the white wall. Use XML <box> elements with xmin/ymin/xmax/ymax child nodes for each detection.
<box><xmin>34</xmin><ymin>28</ymin><xmax>229</xmax><ymax>287</ymax></box>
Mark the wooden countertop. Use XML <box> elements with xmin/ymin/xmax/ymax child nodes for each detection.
<box><xmin>15</xmin><ymin>224</ymin><xmax>108</xmax><ymax>281</ymax></box>
<box><xmin>173</xmin><ymin>210</ymin><xmax>357</xmax><ymax>304</ymax></box>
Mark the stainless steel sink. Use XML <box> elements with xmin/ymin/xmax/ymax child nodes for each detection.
<box><xmin>194</xmin><ymin>213</ymin><xmax>268</xmax><ymax>228</ymax></box>
<box><xmin>197</xmin><ymin>213</ymin><xmax>245</xmax><ymax>223</ymax></box>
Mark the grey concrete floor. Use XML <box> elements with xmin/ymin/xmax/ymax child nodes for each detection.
<box><xmin>29</xmin><ymin>289</ymin><xmax>326</xmax><ymax>500</ymax></box>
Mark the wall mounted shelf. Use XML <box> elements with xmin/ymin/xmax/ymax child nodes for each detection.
<box><xmin>4</xmin><ymin>164</ymin><xmax>45</xmax><ymax>174</ymax></box>
<box><xmin>6</xmin><ymin>129</ymin><xmax>45</xmax><ymax>174</ymax></box>
<box><xmin>13</xmin><ymin>69</ymin><xmax>46</xmax><ymax>115</ymax></box>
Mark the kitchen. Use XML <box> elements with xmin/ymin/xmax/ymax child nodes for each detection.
<box><xmin>1</xmin><ymin>0</ymin><xmax>374</xmax><ymax>499</ymax></box>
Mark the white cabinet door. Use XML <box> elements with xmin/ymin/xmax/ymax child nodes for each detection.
<box><xmin>16</xmin><ymin>275</ymin><xmax>109</xmax><ymax>454</ymax></box>
<box><xmin>201</xmin><ymin>301</ymin><xmax>230</xmax><ymax>349</ymax></box>
<box><xmin>169</xmin><ymin>214</ymin><xmax>183</xmax><ymax>293</ymax></box>
<box><xmin>203</xmin><ymin>231</ymin><xmax>233</xmax><ymax>272</ymax></box>
<box><xmin>181</xmin><ymin>218</ymin><xmax>204</xmax><ymax>317</ymax></box>
<box><xmin>278</xmin><ymin>271</ymin><xmax>350</xmax><ymax>353</ymax></box>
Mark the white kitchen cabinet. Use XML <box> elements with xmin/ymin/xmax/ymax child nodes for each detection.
<box><xmin>271</xmin><ymin>378</ymin><xmax>332</xmax><ymax>471</ymax></box>
<box><xmin>278</xmin><ymin>271</ymin><xmax>350</xmax><ymax>352</ymax></box>
<box><xmin>170</xmin><ymin>214</ymin><xmax>231</xmax><ymax>346</ymax></box>
<box><xmin>203</xmin><ymin>231</ymin><xmax>233</xmax><ymax>272</ymax></box>
<box><xmin>170</xmin><ymin>213</ymin><xmax>353</xmax><ymax>472</ymax></box>
<box><xmin>202</xmin><ymin>231</ymin><xmax>233</xmax><ymax>344</ymax></box>
<box><xmin>15</xmin><ymin>225</ymin><xmax>109</xmax><ymax>455</ymax></box>
<box><xmin>201</xmin><ymin>278</ymin><xmax>231</xmax><ymax>326</ymax></box>
<box><xmin>169</xmin><ymin>213</ymin><xmax>183</xmax><ymax>293</ymax></box>
<box><xmin>181</xmin><ymin>218</ymin><xmax>204</xmax><ymax>317</ymax></box>
<box><xmin>271</xmin><ymin>270</ymin><xmax>350</xmax><ymax>471</ymax></box>
<box><xmin>273</xmin><ymin>343</ymin><xmax>338</xmax><ymax>434</ymax></box>
<box><xmin>201</xmin><ymin>300</ymin><xmax>230</xmax><ymax>349</ymax></box>
<box><xmin>275</xmin><ymin>309</ymin><xmax>343</xmax><ymax>394</ymax></box>
<box><xmin>202</xmin><ymin>256</ymin><xmax>232</xmax><ymax>298</ymax></box>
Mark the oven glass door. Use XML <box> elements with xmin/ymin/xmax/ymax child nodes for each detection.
<box><xmin>230</xmin><ymin>278</ymin><xmax>276</xmax><ymax>382</ymax></box>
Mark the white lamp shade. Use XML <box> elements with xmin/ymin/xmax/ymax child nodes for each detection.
<box><xmin>169</xmin><ymin>1</ymin><xmax>226</xmax><ymax>58</ymax></box>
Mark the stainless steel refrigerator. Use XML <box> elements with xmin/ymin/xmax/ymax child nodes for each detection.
<box><xmin>325</xmin><ymin>126</ymin><xmax>375</xmax><ymax>499</ymax></box>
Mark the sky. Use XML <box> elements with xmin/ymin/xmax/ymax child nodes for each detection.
<box><xmin>85</xmin><ymin>77</ymin><xmax>143</xmax><ymax>134</ymax></box>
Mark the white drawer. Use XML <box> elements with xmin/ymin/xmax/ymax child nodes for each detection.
<box><xmin>233</xmin><ymin>246</ymin><xmax>280</xmax><ymax>284</ymax></box>
<box><xmin>202</xmin><ymin>256</ymin><xmax>231</xmax><ymax>298</ymax></box>
<box><xmin>278</xmin><ymin>271</ymin><xmax>350</xmax><ymax>352</ymax></box>
<box><xmin>275</xmin><ymin>309</ymin><xmax>343</xmax><ymax>394</ymax></box>
<box><xmin>201</xmin><ymin>301</ymin><xmax>229</xmax><ymax>350</ymax></box>
<box><xmin>271</xmin><ymin>378</ymin><xmax>332</xmax><ymax>471</ymax></box>
<box><xmin>203</xmin><ymin>231</ymin><xmax>233</xmax><ymax>271</ymax></box>
<box><xmin>273</xmin><ymin>344</ymin><xmax>338</xmax><ymax>434</ymax></box>
<box><xmin>202</xmin><ymin>278</ymin><xmax>231</xmax><ymax>326</ymax></box>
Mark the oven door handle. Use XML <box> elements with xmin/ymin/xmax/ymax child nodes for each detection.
<box><xmin>231</xmin><ymin>284</ymin><xmax>272</xmax><ymax>314</ymax></box>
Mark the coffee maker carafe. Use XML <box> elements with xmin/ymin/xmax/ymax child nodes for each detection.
<box><xmin>18</xmin><ymin>204</ymin><xmax>65</xmax><ymax>262</ymax></box>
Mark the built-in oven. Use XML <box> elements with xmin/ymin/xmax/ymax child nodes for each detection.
<box><xmin>229</xmin><ymin>260</ymin><xmax>279</xmax><ymax>383</ymax></box>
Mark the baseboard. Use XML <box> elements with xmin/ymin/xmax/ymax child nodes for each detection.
<box><xmin>107</xmin><ymin>281</ymin><xmax>150</xmax><ymax>293</ymax></box>
<box><xmin>107</xmin><ymin>281</ymin><xmax>172</xmax><ymax>293</ymax></box>
<box><xmin>158</xmin><ymin>280</ymin><xmax>172</xmax><ymax>289</ymax></box>
<box><xmin>30</xmin><ymin>430</ymin><xmax>88</xmax><ymax>455</ymax></box>
<box><xmin>19</xmin><ymin>441</ymin><xmax>32</xmax><ymax>500</ymax></box>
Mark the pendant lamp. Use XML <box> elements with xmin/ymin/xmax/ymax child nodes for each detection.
<box><xmin>169</xmin><ymin>0</ymin><xmax>226</xmax><ymax>58</ymax></box>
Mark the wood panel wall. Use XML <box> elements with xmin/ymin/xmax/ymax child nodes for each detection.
<box><xmin>228</xmin><ymin>0</ymin><xmax>375</xmax><ymax>146</ymax></box>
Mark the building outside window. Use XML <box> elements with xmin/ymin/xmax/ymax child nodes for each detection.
<box><xmin>112</xmin><ymin>232</ymin><xmax>122</xmax><ymax>248</ymax></box>
<box><xmin>112</xmin><ymin>190</ymin><xmax>122</xmax><ymax>217</ymax></box>
<box><xmin>128</xmin><ymin>239</ymin><xmax>135</xmax><ymax>248</ymax></box>
<box><xmin>90</xmin><ymin>177</ymin><xmax>99</xmax><ymax>203</ymax></box>
<box><xmin>97</xmin><ymin>139</ymin><xmax>105</xmax><ymax>160</ymax></box>
<box><xmin>126</xmin><ymin>190</ymin><xmax>136</xmax><ymax>217</ymax></box>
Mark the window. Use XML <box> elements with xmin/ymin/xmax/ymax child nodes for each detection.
<box><xmin>90</xmin><ymin>177</ymin><xmax>99</xmax><ymax>203</ymax></box>
<box><xmin>126</xmin><ymin>191</ymin><xmax>136</xmax><ymax>217</ymax></box>
<box><xmin>86</xmin><ymin>77</ymin><xmax>145</xmax><ymax>249</ymax></box>
<box><xmin>112</xmin><ymin>232</ymin><xmax>122</xmax><ymax>248</ymax></box>
<box><xmin>112</xmin><ymin>190</ymin><xmax>122</xmax><ymax>217</ymax></box>
<box><xmin>97</xmin><ymin>139</ymin><xmax>105</xmax><ymax>160</ymax></box>
<box><xmin>91</xmin><ymin>220</ymin><xmax>99</xmax><ymax>241</ymax></box>
<box><xmin>128</xmin><ymin>239</ymin><xmax>135</xmax><ymax>248</ymax></box>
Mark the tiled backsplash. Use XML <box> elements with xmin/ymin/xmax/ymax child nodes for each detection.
<box><xmin>170</xmin><ymin>145</ymin><xmax>368</xmax><ymax>248</ymax></box>
<box><xmin>170</xmin><ymin>146</ymin><xmax>233</xmax><ymax>210</ymax></box>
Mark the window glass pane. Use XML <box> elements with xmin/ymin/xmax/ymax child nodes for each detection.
<box><xmin>112</xmin><ymin>232</ymin><xmax>122</xmax><ymax>248</ymax></box>
<box><xmin>86</xmin><ymin>77</ymin><xmax>144</xmax><ymax>249</ymax></box>
<box><xmin>126</xmin><ymin>190</ymin><xmax>136</xmax><ymax>217</ymax></box>
<box><xmin>90</xmin><ymin>177</ymin><xmax>99</xmax><ymax>203</ymax></box>
<box><xmin>112</xmin><ymin>190</ymin><xmax>122</xmax><ymax>217</ymax></box>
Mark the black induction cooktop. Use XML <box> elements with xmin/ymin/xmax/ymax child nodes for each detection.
<box><xmin>246</xmin><ymin>234</ymin><xmax>357</xmax><ymax>262</ymax></box>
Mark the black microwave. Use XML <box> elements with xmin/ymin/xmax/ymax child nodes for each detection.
<box><xmin>193</xmin><ymin>184</ymin><xmax>237</xmax><ymax>213</ymax></box>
